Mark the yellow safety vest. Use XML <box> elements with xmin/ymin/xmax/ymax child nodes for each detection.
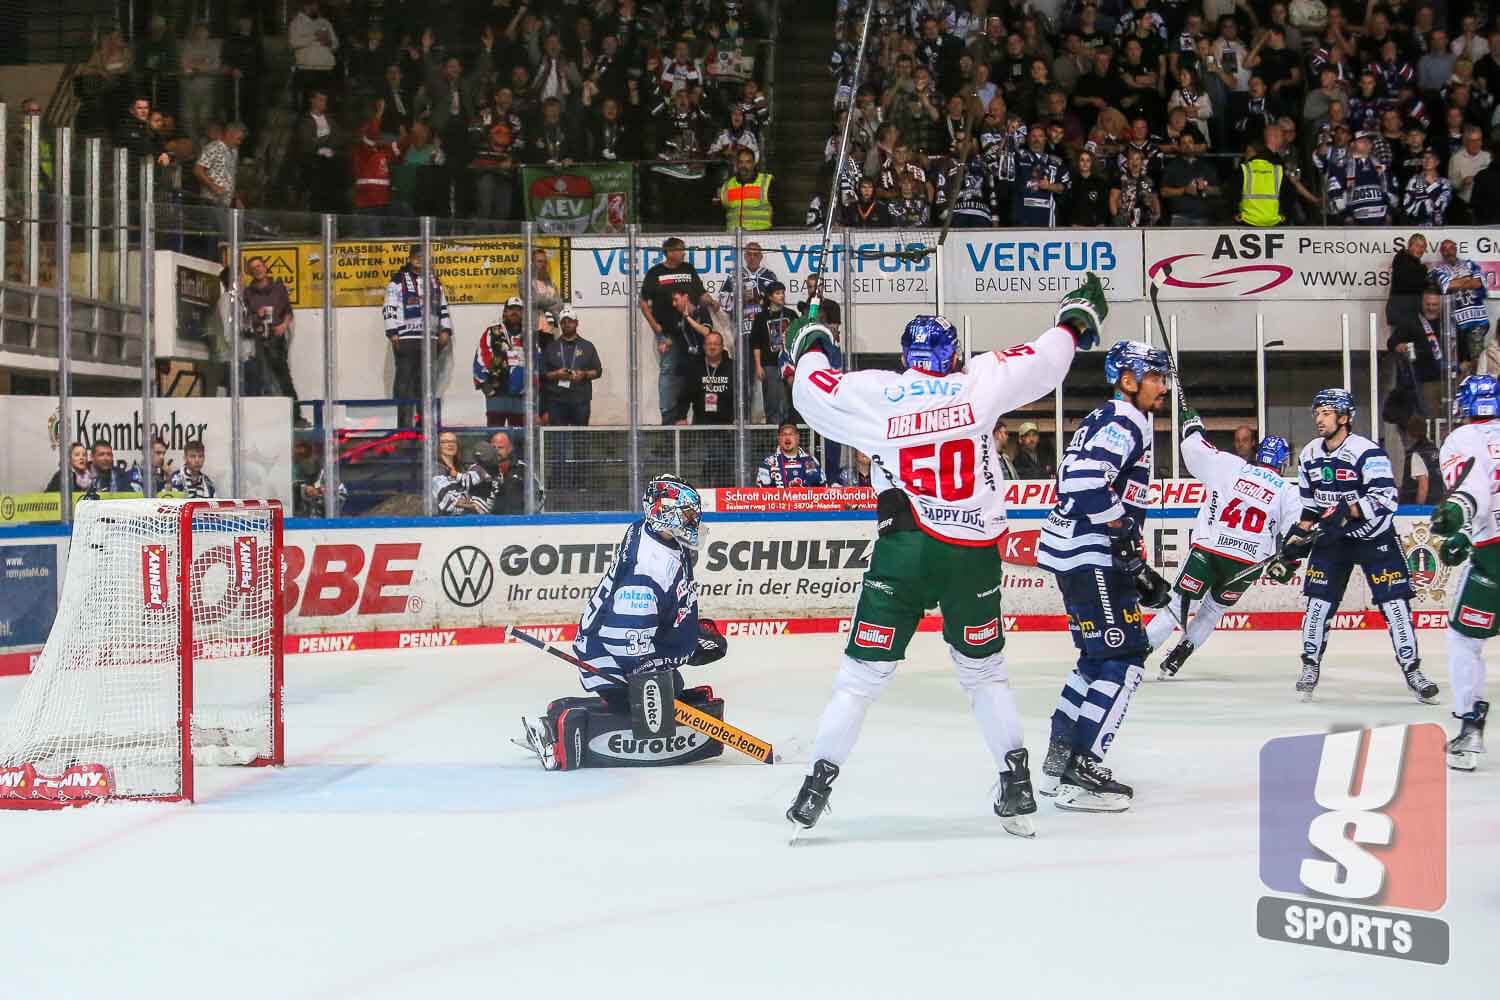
<box><xmin>1239</xmin><ymin>159</ymin><xmax>1284</xmax><ymax>227</ymax></box>
<box><xmin>721</xmin><ymin>172</ymin><xmax>774</xmax><ymax>231</ymax></box>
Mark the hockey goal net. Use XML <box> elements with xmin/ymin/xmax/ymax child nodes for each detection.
<box><xmin>0</xmin><ymin>499</ymin><xmax>284</xmax><ymax>807</ymax></box>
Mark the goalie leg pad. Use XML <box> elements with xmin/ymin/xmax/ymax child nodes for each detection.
<box><xmin>578</xmin><ymin>698</ymin><xmax>726</xmax><ymax>768</ymax></box>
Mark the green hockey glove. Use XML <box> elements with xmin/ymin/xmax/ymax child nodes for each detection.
<box><xmin>1430</xmin><ymin>500</ymin><xmax>1466</xmax><ymax>536</ymax></box>
<box><xmin>1055</xmin><ymin>272</ymin><xmax>1107</xmax><ymax>350</ymax></box>
<box><xmin>1439</xmin><ymin>533</ymin><xmax>1473</xmax><ymax>567</ymax></box>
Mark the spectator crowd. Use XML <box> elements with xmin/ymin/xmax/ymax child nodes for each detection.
<box><xmin>815</xmin><ymin>0</ymin><xmax>1500</xmax><ymax>227</ymax></box>
<box><xmin>56</xmin><ymin>1</ymin><xmax>778</xmax><ymax>229</ymax></box>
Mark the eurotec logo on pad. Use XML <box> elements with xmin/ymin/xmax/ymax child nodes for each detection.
<box><xmin>1258</xmin><ymin>725</ymin><xmax>1448</xmax><ymax>964</ymax></box>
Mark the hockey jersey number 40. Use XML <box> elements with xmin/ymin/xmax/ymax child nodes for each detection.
<box><xmin>1183</xmin><ymin>433</ymin><xmax>1302</xmax><ymax>564</ymax></box>
<box><xmin>790</xmin><ymin>327</ymin><xmax>1076</xmax><ymax>545</ymax></box>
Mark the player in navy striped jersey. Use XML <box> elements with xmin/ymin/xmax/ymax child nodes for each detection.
<box><xmin>517</xmin><ymin>475</ymin><xmax>728</xmax><ymax>770</ymax></box>
<box><xmin>1037</xmin><ymin>341</ymin><xmax>1172</xmax><ymax>812</ymax></box>
<box><xmin>1275</xmin><ymin>389</ymin><xmax>1438</xmax><ymax>702</ymax></box>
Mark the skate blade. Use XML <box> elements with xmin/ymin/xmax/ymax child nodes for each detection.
<box><xmin>1299</xmin><ymin>690</ymin><xmax>1316</xmax><ymax>702</ymax></box>
<box><xmin>1158</xmin><ymin>669</ymin><xmax>1176</xmax><ymax>681</ymax></box>
<box><xmin>1037</xmin><ymin>775</ymin><xmax>1060</xmax><ymax>797</ymax></box>
<box><xmin>1447</xmin><ymin>752</ymin><xmax>1477</xmax><ymax>771</ymax></box>
<box><xmin>999</xmin><ymin>813</ymin><xmax>1036</xmax><ymax>838</ymax></box>
<box><xmin>1414</xmin><ymin>691</ymin><xmax>1440</xmax><ymax>705</ymax></box>
<box><xmin>1052</xmin><ymin>787</ymin><xmax>1131</xmax><ymax>813</ymax></box>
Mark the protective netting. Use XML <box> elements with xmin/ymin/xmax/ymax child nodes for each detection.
<box><xmin>0</xmin><ymin>499</ymin><xmax>282</xmax><ymax>802</ymax></box>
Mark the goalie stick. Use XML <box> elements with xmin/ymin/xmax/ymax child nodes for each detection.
<box><xmin>508</xmin><ymin>627</ymin><xmax>776</xmax><ymax>765</ymax></box>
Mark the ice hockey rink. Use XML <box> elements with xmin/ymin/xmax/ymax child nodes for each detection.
<box><xmin>1</xmin><ymin>629</ymin><xmax>1495</xmax><ymax>998</ymax></box>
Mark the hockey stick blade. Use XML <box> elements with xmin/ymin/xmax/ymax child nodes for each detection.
<box><xmin>508</xmin><ymin>627</ymin><xmax>776</xmax><ymax>764</ymax></box>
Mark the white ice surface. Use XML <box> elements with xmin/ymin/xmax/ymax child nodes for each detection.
<box><xmin>1</xmin><ymin>630</ymin><xmax>1496</xmax><ymax>999</ymax></box>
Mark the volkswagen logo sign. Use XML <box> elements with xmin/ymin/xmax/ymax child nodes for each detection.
<box><xmin>441</xmin><ymin>546</ymin><xmax>494</xmax><ymax>607</ymax></box>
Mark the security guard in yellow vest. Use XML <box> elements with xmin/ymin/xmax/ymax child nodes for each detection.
<box><xmin>719</xmin><ymin>149</ymin><xmax>774</xmax><ymax>231</ymax></box>
<box><xmin>1235</xmin><ymin>144</ymin><xmax>1285</xmax><ymax>227</ymax></box>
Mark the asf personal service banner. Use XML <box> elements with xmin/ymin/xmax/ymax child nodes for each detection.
<box><xmin>1143</xmin><ymin>228</ymin><xmax>1500</xmax><ymax>300</ymax></box>
<box><xmin>238</xmin><ymin>236</ymin><xmax>570</xmax><ymax>308</ymax></box>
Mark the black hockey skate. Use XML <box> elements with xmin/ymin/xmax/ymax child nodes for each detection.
<box><xmin>1037</xmin><ymin>737</ymin><xmax>1071</xmax><ymax>798</ymax></box>
<box><xmin>1403</xmin><ymin>661</ymin><xmax>1440</xmax><ymax>705</ymax></box>
<box><xmin>1054</xmin><ymin>752</ymin><xmax>1134</xmax><ymax>813</ymax></box>
<box><xmin>993</xmin><ymin>748</ymin><xmax>1038</xmax><ymax>838</ymax></box>
<box><xmin>1295</xmin><ymin>658</ymin><xmax>1320</xmax><ymax>700</ymax></box>
<box><xmin>1447</xmin><ymin>701</ymin><xmax>1489</xmax><ymax>771</ymax></box>
<box><xmin>786</xmin><ymin>759</ymin><xmax>840</xmax><ymax>839</ymax></box>
<box><xmin>1158</xmin><ymin>639</ymin><xmax>1195</xmax><ymax>680</ymax></box>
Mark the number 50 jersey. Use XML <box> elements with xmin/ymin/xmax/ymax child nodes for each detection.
<box><xmin>790</xmin><ymin>327</ymin><xmax>1077</xmax><ymax>545</ymax></box>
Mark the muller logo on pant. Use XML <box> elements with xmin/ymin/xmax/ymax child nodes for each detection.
<box><xmin>1257</xmin><ymin>724</ymin><xmax>1449</xmax><ymax>964</ymax></box>
<box><xmin>853</xmin><ymin>621</ymin><xmax>894</xmax><ymax>650</ymax></box>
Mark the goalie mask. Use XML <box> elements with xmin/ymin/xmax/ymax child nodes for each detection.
<box><xmin>642</xmin><ymin>474</ymin><xmax>703</xmax><ymax>550</ymax></box>
<box><xmin>901</xmin><ymin>315</ymin><xmax>960</xmax><ymax>375</ymax></box>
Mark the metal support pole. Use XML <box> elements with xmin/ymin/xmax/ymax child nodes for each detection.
<box><xmin>1340</xmin><ymin>313</ymin><xmax>1352</xmax><ymax>393</ymax></box>
<box><xmin>140</xmin><ymin>161</ymin><xmax>156</xmax><ymax>498</ymax></box>
<box><xmin>57</xmin><ymin>131</ymin><xmax>74</xmax><ymax>521</ymax></box>
<box><xmin>229</xmin><ymin>209</ymin><xmax>243</xmax><ymax>495</ymax></box>
<box><xmin>673</xmin><ymin>426</ymin><xmax>682</xmax><ymax>479</ymax></box>
<box><xmin>933</xmin><ymin>241</ymin><xmax>944</xmax><ymax>316</ymax></box>
<box><xmin>841</xmin><ymin>227</ymin><xmax>854</xmax><ymax>370</ymax></box>
<box><xmin>0</xmin><ymin>103</ymin><xmax>7</xmax><ymax>342</ymax></box>
<box><xmin>1368</xmin><ymin>312</ymin><xmax>1380</xmax><ymax>439</ymax></box>
<box><xmin>1142</xmin><ymin>313</ymin><xmax>1152</xmax><ymax>347</ymax></box>
<box><xmin>733</xmin><ymin>225</ymin><xmax>746</xmax><ymax>489</ymax></box>
<box><xmin>1054</xmin><ymin>383</ymin><xmax>1065</xmax><ymax>479</ymax></box>
<box><xmin>115</xmin><ymin>149</ymin><xmax>130</xmax><ymax>305</ymax></box>
<box><xmin>626</xmin><ymin>224</ymin><xmax>642</xmax><ymax>504</ymax></box>
<box><xmin>85</xmin><ymin>138</ymin><xmax>102</xmax><ymax>348</ymax></box>
<box><xmin>963</xmin><ymin>314</ymin><xmax>972</xmax><ymax>365</ymax></box>
<box><xmin>420</xmin><ymin>217</ymin><xmax>436</xmax><ymax>517</ymax></box>
<box><xmin>24</xmin><ymin>113</ymin><xmax>40</xmax><ymax>340</ymax></box>
<box><xmin>522</xmin><ymin>222</ymin><xmax>538</xmax><ymax>513</ymax></box>
<box><xmin>1255</xmin><ymin>315</ymin><xmax>1267</xmax><ymax>437</ymax></box>
<box><xmin>321</xmin><ymin>213</ymin><xmax>340</xmax><ymax>517</ymax></box>
<box><xmin>1169</xmin><ymin>317</ymin><xmax>1180</xmax><ymax>478</ymax></box>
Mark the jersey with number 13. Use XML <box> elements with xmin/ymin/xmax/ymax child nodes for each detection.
<box><xmin>790</xmin><ymin>327</ymin><xmax>1077</xmax><ymax>545</ymax></box>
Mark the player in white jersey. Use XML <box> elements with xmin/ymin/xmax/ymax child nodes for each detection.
<box><xmin>1144</xmin><ymin>413</ymin><xmax>1302</xmax><ymax>678</ymax></box>
<box><xmin>781</xmin><ymin>275</ymin><xmax>1109</xmax><ymax>838</ymax></box>
<box><xmin>1427</xmin><ymin>375</ymin><xmax>1498</xmax><ymax>769</ymax></box>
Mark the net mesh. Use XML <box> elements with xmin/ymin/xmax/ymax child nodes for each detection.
<box><xmin>0</xmin><ymin>499</ymin><xmax>281</xmax><ymax>801</ymax></box>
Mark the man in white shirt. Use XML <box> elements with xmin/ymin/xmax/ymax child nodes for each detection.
<box><xmin>1449</xmin><ymin>125</ymin><xmax>1492</xmax><ymax>204</ymax></box>
<box><xmin>289</xmin><ymin>1</ymin><xmax>339</xmax><ymax>106</ymax></box>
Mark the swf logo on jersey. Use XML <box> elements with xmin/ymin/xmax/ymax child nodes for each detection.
<box><xmin>1257</xmin><ymin>724</ymin><xmax>1448</xmax><ymax>964</ymax></box>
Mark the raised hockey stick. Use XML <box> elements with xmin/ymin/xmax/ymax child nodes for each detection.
<box><xmin>508</xmin><ymin>628</ymin><xmax>776</xmax><ymax>765</ymax></box>
<box><xmin>1147</xmin><ymin>262</ymin><xmax>1188</xmax><ymax>410</ymax></box>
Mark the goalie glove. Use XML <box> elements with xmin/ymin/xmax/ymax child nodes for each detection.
<box><xmin>688</xmin><ymin>618</ymin><xmax>728</xmax><ymax>666</ymax></box>
<box><xmin>1439</xmin><ymin>533</ymin><xmax>1473</xmax><ymax>567</ymax></box>
<box><xmin>1054</xmin><ymin>271</ymin><xmax>1107</xmax><ymax>350</ymax></box>
<box><xmin>1180</xmin><ymin>406</ymin><xmax>1204</xmax><ymax>439</ymax></box>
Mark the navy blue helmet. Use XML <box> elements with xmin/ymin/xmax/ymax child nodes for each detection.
<box><xmin>1104</xmin><ymin>340</ymin><xmax>1172</xmax><ymax>386</ymax></box>
<box><xmin>901</xmin><ymin>315</ymin><xmax>960</xmax><ymax>374</ymax></box>
<box><xmin>1255</xmin><ymin>435</ymin><xmax>1290</xmax><ymax>471</ymax></box>
<box><xmin>1311</xmin><ymin>387</ymin><xmax>1356</xmax><ymax>418</ymax></box>
<box><xmin>1456</xmin><ymin>375</ymin><xmax>1500</xmax><ymax>419</ymax></box>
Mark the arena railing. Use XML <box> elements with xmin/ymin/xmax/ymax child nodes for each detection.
<box><xmin>0</xmin><ymin>113</ymin><xmax>1485</xmax><ymax>526</ymax></box>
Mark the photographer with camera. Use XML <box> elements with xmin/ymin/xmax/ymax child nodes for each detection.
<box><xmin>466</xmin><ymin>431</ymin><xmax>540</xmax><ymax>515</ymax></box>
<box><xmin>242</xmin><ymin>256</ymin><xmax>298</xmax><ymax>406</ymax></box>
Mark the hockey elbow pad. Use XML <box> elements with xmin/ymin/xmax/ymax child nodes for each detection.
<box><xmin>688</xmin><ymin>618</ymin><xmax>728</xmax><ymax>666</ymax></box>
